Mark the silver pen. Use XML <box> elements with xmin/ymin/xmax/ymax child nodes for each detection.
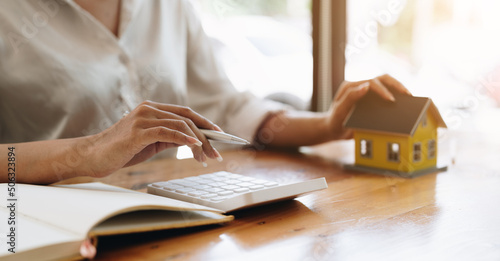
<box><xmin>199</xmin><ymin>129</ymin><xmax>250</xmax><ymax>145</ymax></box>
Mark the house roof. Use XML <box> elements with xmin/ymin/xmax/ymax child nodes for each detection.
<box><xmin>343</xmin><ymin>91</ymin><xmax>447</xmax><ymax>136</ymax></box>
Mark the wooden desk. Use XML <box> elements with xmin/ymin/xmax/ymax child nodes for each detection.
<box><xmin>57</xmin><ymin>131</ymin><xmax>500</xmax><ymax>260</ymax></box>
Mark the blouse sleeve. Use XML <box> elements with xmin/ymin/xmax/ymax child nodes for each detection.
<box><xmin>182</xmin><ymin>1</ymin><xmax>287</xmax><ymax>142</ymax></box>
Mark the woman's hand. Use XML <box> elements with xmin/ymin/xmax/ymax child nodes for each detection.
<box><xmin>255</xmin><ymin>74</ymin><xmax>411</xmax><ymax>148</ymax></box>
<box><xmin>325</xmin><ymin>74</ymin><xmax>412</xmax><ymax>140</ymax></box>
<box><xmin>88</xmin><ymin>100</ymin><xmax>223</xmax><ymax>177</ymax></box>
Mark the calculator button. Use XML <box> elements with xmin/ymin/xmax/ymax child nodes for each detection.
<box><xmin>239</xmin><ymin>177</ymin><xmax>255</xmax><ymax>182</ymax></box>
<box><xmin>175</xmin><ymin>188</ymin><xmax>195</xmax><ymax>194</ymax></box>
<box><xmin>209</xmin><ymin>182</ymin><xmax>227</xmax><ymax>187</ymax></box>
<box><xmin>184</xmin><ymin>177</ymin><xmax>203</xmax><ymax>182</ymax></box>
<box><xmin>224</xmin><ymin>185</ymin><xmax>239</xmax><ymax>190</ymax></box>
<box><xmin>199</xmin><ymin>174</ymin><xmax>218</xmax><ymax>179</ymax></box>
<box><xmin>249</xmin><ymin>185</ymin><xmax>264</xmax><ymax>190</ymax></box>
<box><xmin>151</xmin><ymin>182</ymin><xmax>169</xmax><ymax>188</ymax></box>
<box><xmin>170</xmin><ymin>180</ymin><xmax>199</xmax><ymax>187</ymax></box>
<box><xmin>194</xmin><ymin>179</ymin><xmax>212</xmax><ymax>184</ymax></box>
<box><xmin>228</xmin><ymin>174</ymin><xmax>243</xmax><ymax>179</ymax></box>
<box><xmin>204</xmin><ymin>188</ymin><xmax>224</xmax><ymax>193</ymax></box>
<box><xmin>236</xmin><ymin>182</ymin><xmax>254</xmax><ymax>187</ymax></box>
<box><xmin>211</xmin><ymin>177</ymin><xmax>229</xmax><ymax>182</ymax></box>
<box><xmin>195</xmin><ymin>185</ymin><xmax>211</xmax><ymax>190</ymax></box>
<box><xmin>201</xmin><ymin>193</ymin><xmax>218</xmax><ymax>199</ymax></box>
<box><xmin>162</xmin><ymin>184</ymin><xmax>184</xmax><ymax>191</ymax></box>
<box><xmin>234</xmin><ymin>187</ymin><xmax>250</xmax><ymax>193</ymax></box>
<box><xmin>210</xmin><ymin>196</ymin><xmax>227</xmax><ymax>202</ymax></box>
<box><xmin>225</xmin><ymin>179</ymin><xmax>240</xmax><ymax>184</ymax></box>
<box><xmin>188</xmin><ymin>191</ymin><xmax>208</xmax><ymax>197</ymax></box>
<box><xmin>251</xmin><ymin>180</ymin><xmax>268</xmax><ymax>185</ymax></box>
<box><xmin>218</xmin><ymin>191</ymin><xmax>233</xmax><ymax>196</ymax></box>
<box><xmin>214</xmin><ymin>172</ymin><xmax>229</xmax><ymax>176</ymax></box>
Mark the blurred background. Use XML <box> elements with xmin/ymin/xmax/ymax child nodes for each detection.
<box><xmin>194</xmin><ymin>0</ymin><xmax>500</xmax><ymax>133</ymax></box>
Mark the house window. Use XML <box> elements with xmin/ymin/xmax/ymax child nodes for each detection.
<box><xmin>428</xmin><ymin>140</ymin><xmax>436</xmax><ymax>159</ymax></box>
<box><xmin>360</xmin><ymin>139</ymin><xmax>372</xmax><ymax>158</ymax></box>
<box><xmin>422</xmin><ymin>116</ymin><xmax>427</xmax><ymax>127</ymax></box>
<box><xmin>387</xmin><ymin>143</ymin><xmax>400</xmax><ymax>162</ymax></box>
<box><xmin>413</xmin><ymin>143</ymin><xmax>422</xmax><ymax>162</ymax></box>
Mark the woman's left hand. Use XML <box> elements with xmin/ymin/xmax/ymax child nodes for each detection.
<box><xmin>325</xmin><ymin>74</ymin><xmax>412</xmax><ymax>141</ymax></box>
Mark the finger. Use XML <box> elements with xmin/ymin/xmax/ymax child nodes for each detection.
<box><xmin>143</xmin><ymin>101</ymin><xmax>222</xmax><ymax>131</ymax></box>
<box><xmin>137</xmin><ymin>117</ymin><xmax>198</xmax><ymax>143</ymax></box>
<box><xmin>151</xmin><ymin>119</ymin><xmax>207</xmax><ymax>163</ymax></box>
<box><xmin>142</xmin><ymin>126</ymin><xmax>202</xmax><ymax>148</ymax></box>
<box><xmin>332</xmin><ymin>82</ymin><xmax>370</xmax><ymax>125</ymax></box>
<box><xmin>169</xmin><ymin>120</ymin><xmax>207</xmax><ymax>164</ymax></box>
<box><xmin>334</xmin><ymin>80</ymin><xmax>360</xmax><ymax>102</ymax></box>
<box><xmin>173</xmin><ymin>116</ymin><xmax>219</xmax><ymax>161</ymax></box>
<box><xmin>334</xmin><ymin>81</ymin><xmax>351</xmax><ymax>102</ymax></box>
<box><xmin>212</xmin><ymin>147</ymin><xmax>223</xmax><ymax>162</ymax></box>
<box><xmin>140</xmin><ymin>115</ymin><xmax>219</xmax><ymax>160</ymax></box>
<box><xmin>369</xmin><ymin>78</ymin><xmax>396</xmax><ymax>102</ymax></box>
<box><xmin>141</xmin><ymin>126</ymin><xmax>207</xmax><ymax>164</ymax></box>
<box><xmin>377</xmin><ymin>74</ymin><xmax>412</xmax><ymax>95</ymax></box>
<box><xmin>123</xmin><ymin>142</ymin><xmax>174</xmax><ymax>168</ymax></box>
<box><xmin>184</xmin><ymin>119</ymin><xmax>221</xmax><ymax>161</ymax></box>
<box><xmin>131</xmin><ymin>106</ymin><xmax>211</xmax><ymax>163</ymax></box>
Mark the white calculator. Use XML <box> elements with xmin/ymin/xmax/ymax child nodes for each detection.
<box><xmin>147</xmin><ymin>171</ymin><xmax>328</xmax><ymax>212</ymax></box>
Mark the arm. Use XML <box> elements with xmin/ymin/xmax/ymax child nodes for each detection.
<box><xmin>1</xmin><ymin>137</ymin><xmax>97</xmax><ymax>184</ymax></box>
<box><xmin>0</xmin><ymin>101</ymin><xmax>223</xmax><ymax>184</ymax></box>
<box><xmin>256</xmin><ymin>74</ymin><xmax>412</xmax><ymax>147</ymax></box>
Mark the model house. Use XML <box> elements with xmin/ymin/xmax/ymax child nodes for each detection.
<box><xmin>344</xmin><ymin>91</ymin><xmax>447</xmax><ymax>177</ymax></box>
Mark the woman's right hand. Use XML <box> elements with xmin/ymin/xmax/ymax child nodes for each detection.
<box><xmin>88</xmin><ymin>100</ymin><xmax>223</xmax><ymax>177</ymax></box>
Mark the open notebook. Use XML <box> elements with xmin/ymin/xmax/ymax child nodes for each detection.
<box><xmin>0</xmin><ymin>183</ymin><xmax>233</xmax><ymax>261</ymax></box>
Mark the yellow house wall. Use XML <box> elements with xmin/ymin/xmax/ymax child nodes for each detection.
<box><xmin>354</xmin><ymin>131</ymin><xmax>411</xmax><ymax>172</ymax></box>
<box><xmin>409</xmin><ymin>110</ymin><xmax>438</xmax><ymax>171</ymax></box>
<box><xmin>354</xmin><ymin>110</ymin><xmax>439</xmax><ymax>173</ymax></box>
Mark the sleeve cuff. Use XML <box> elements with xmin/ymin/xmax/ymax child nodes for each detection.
<box><xmin>224</xmin><ymin>98</ymin><xmax>289</xmax><ymax>143</ymax></box>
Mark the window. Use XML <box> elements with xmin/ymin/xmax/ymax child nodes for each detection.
<box><xmin>360</xmin><ymin>139</ymin><xmax>372</xmax><ymax>158</ymax></box>
<box><xmin>346</xmin><ymin>0</ymin><xmax>500</xmax><ymax>129</ymax></box>
<box><xmin>195</xmin><ymin>0</ymin><xmax>313</xmax><ymax>107</ymax></box>
<box><xmin>428</xmin><ymin>139</ymin><xmax>436</xmax><ymax>159</ymax></box>
<box><xmin>387</xmin><ymin>142</ymin><xmax>400</xmax><ymax>162</ymax></box>
<box><xmin>413</xmin><ymin>142</ymin><xmax>422</xmax><ymax>162</ymax></box>
<box><xmin>422</xmin><ymin>116</ymin><xmax>427</xmax><ymax>128</ymax></box>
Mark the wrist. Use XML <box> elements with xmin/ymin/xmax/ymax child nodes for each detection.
<box><xmin>82</xmin><ymin>133</ymin><xmax>115</xmax><ymax>178</ymax></box>
<box><xmin>319</xmin><ymin>112</ymin><xmax>337</xmax><ymax>142</ymax></box>
<box><xmin>68</xmin><ymin>134</ymin><xmax>104</xmax><ymax>178</ymax></box>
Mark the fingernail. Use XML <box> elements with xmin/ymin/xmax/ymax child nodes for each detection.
<box><xmin>188</xmin><ymin>137</ymin><xmax>203</xmax><ymax>147</ymax></box>
<box><xmin>358</xmin><ymin>82</ymin><xmax>370</xmax><ymax>91</ymax></box>
<box><xmin>200</xmin><ymin>154</ymin><xmax>208</xmax><ymax>167</ymax></box>
<box><xmin>80</xmin><ymin>239</ymin><xmax>96</xmax><ymax>259</ymax></box>
<box><xmin>80</xmin><ymin>244</ymin><xmax>89</xmax><ymax>258</ymax></box>
<box><xmin>380</xmin><ymin>85</ymin><xmax>395</xmax><ymax>101</ymax></box>
<box><xmin>213</xmin><ymin>148</ymin><xmax>223</xmax><ymax>162</ymax></box>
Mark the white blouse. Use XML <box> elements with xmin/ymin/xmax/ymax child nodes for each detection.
<box><xmin>0</xmin><ymin>0</ymin><xmax>284</xmax><ymax>143</ymax></box>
